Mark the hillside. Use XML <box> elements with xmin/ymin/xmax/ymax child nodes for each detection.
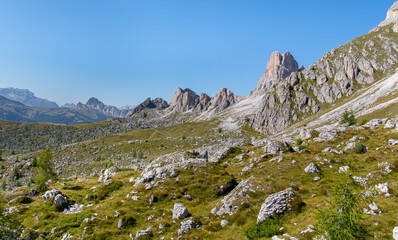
<box><xmin>0</xmin><ymin>88</ymin><xmax>59</xmax><ymax>108</ymax></box>
<box><xmin>0</xmin><ymin>96</ymin><xmax>113</xmax><ymax>125</ymax></box>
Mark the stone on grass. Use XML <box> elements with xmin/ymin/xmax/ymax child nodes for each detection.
<box><xmin>257</xmin><ymin>188</ymin><xmax>302</xmax><ymax>223</ymax></box>
<box><xmin>221</xmin><ymin>219</ymin><xmax>229</xmax><ymax>228</ymax></box>
<box><xmin>172</xmin><ymin>203</ymin><xmax>190</xmax><ymax>219</ymax></box>
<box><xmin>393</xmin><ymin>226</ymin><xmax>398</xmax><ymax>240</ymax></box>
<box><xmin>178</xmin><ymin>220</ymin><xmax>198</xmax><ymax>235</ymax></box>
<box><xmin>304</xmin><ymin>163</ymin><xmax>319</xmax><ymax>174</ymax></box>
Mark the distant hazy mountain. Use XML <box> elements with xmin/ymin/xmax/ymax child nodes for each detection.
<box><xmin>0</xmin><ymin>87</ymin><xmax>59</xmax><ymax>108</ymax></box>
<box><xmin>0</xmin><ymin>95</ymin><xmax>112</xmax><ymax>124</ymax></box>
<box><xmin>61</xmin><ymin>103</ymin><xmax>76</xmax><ymax>108</ymax></box>
<box><xmin>76</xmin><ymin>97</ymin><xmax>129</xmax><ymax>117</ymax></box>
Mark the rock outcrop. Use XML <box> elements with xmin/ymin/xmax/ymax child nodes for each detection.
<box><xmin>169</xmin><ymin>88</ymin><xmax>201</xmax><ymax>112</ymax></box>
<box><xmin>172</xmin><ymin>203</ymin><xmax>190</xmax><ymax>219</ymax></box>
<box><xmin>127</xmin><ymin>97</ymin><xmax>169</xmax><ymax>117</ymax></box>
<box><xmin>251</xmin><ymin>5</ymin><xmax>398</xmax><ymax>134</ymax></box>
<box><xmin>209</xmin><ymin>88</ymin><xmax>241</xmax><ymax>113</ymax></box>
<box><xmin>257</xmin><ymin>188</ymin><xmax>301</xmax><ymax>223</ymax></box>
<box><xmin>372</xmin><ymin>1</ymin><xmax>398</xmax><ymax>32</ymax></box>
<box><xmin>251</xmin><ymin>51</ymin><xmax>299</xmax><ymax>96</ymax></box>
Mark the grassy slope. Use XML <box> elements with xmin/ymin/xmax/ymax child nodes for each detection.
<box><xmin>4</xmin><ymin>121</ymin><xmax>398</xmax><ymax>239</ymax></box>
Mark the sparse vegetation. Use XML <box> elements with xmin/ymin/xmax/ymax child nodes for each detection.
<box><xmin>314</xmin><ymin>179</ymin><xmax>368</xmax><ymax>239</ymax></box>
<box><xmin>340</xmin><ymin>110</ymin><xmax>357</xmax><ymax>126</ymax></box>
<box><xmin>245</xmin><ymin>217</ymin><xmax>282</xmax><ymax>239</ymax></box>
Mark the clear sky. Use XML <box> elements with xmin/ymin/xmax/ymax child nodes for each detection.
<box><xmin>0</xmin><ymin>0</ymin><xmax>394</xmax><ymax>107</ymax></box>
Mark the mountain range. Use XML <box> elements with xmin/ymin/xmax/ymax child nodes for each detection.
<box><xmin>2</xmin><ymin>2</ymin><xmax>398</xmax><ymax>240</ymax></box>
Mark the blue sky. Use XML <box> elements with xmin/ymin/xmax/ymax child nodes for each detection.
<box><xmin>0</xmin><ymin>0</ymin><xmax>394</xmax><ymax>107</ymax></box>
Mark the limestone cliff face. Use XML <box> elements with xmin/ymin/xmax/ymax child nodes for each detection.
<box><xmin>210</xmin><ymin>88</ymin><xmax>241</xmax><ymax>113</ymax></box>
<box><xmin>169</xmin><ymin>88</ymin><xmax>201</xmax><ymax>112</ymax></box>
<box><xmin>251</xmin><ymin>2</ymin><xmax>398</xmax><ymax>134</ymax></box>
<box><xmin>251</xmin><ymin>51</ymin><xmax>299</xmax><ymax>96</ymax></box>
<box><xmin>127</xmin><ymin>97</ymin><xmax>169</xmax><ymax>117</ymax></box>
<box><xmin>169</xmin><ymin>88</ymin><xmax>212</xmax><ymax>112</ymax></box>
<box><xmin>372</xmin><ymin>1</ymin><xmax>398</xmax><ymax>32</ymax></box>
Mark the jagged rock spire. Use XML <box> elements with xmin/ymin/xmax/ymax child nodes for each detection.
<box><xmin>251</xmin><ymin>51</ymin><xmax>299</xmax><ymax>96</ymax></box>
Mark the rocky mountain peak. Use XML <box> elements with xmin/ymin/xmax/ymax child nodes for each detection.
<box><xmin>372</xmin><ymin>1</ymin><xmax>398</xmax><ymax>32</ymax></box>
<box><xmin>127</xmin><ymin>97</ymin><xmax>169</xmax><ymax>117</ymax></box>
<box><xmin>169</xmin><ymin>88</ymin><xmax>200</xmax><ymax>112</ymax></box>
<box><xmin>251</xmin><ymin>51</ymin><xmax>299</xmax><ymax>96</ymax></box>
<box><xmin>387</xmin><ymin>1</ymin><xmax>398</xmax><ymax>20</ymax></box>
<box><xmin>265</xmin><ymin>51</ymin><xmax>298</xmax><ymax>80</ymax></box>
<box><xmin>86</xmin><ymin>97</ymin><xmax>105</xmax><ymax>109</ymax></box>
<box><xmin>210</xmin><ymin>88</ymin><xmax>241</xmax><ymax>113</ymax></box>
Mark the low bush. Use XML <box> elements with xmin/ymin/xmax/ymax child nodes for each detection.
<box><xmin>353</xmin><ymin>143</ymin><xmax>367</xmax><ymax>154</ymax></box>
<box><xmin>340</xmin><ymin>110</ymin><xmax>357</xmax><ymax>126</ymax></box>
<box><xmin>244</xmin><ymin>217</ymin><xmax>282</xmax><ymax>240</ymax></box>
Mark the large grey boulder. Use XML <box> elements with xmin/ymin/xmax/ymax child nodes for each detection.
<box><xmin>304</xmin><ymin>163</ymin><xmax>320</xmax><ymax>174</ymax></box>
<box><xmin>178</xmin><ymin>220</ymin><xmax>199</xmax><ymax>235</ymax></box>
<box><xmin>393</xmin><ymin>226</ymin><xmax>398</xmax><ymax>240</ymax></box>
<box><xmin>257</xmin><ymin>188</ymin><xmax>302</xmax><ymax>223</ymax></box>
<box><xmin>172</xmin><ymin>203</ymin><xmax>190</xmax><ymax>219</ymax></box>
<box><xmin>43</xmin><ymin>189</ymin><xmax>68</xmax><ymax>208</ymax></box>
<box><xmin>54</xmin><ymin>194</ymin><xmax>68</xmax><ymax>208</ymax></box>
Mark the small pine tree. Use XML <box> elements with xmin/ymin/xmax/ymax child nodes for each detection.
<box><xmin>340</xmin><ymin>110</ymin><xmax>357</xmax><ymax>126</ymax></box>
<box><xmin>34</xmin><ymin>148</ymin><xmax>54</xmax><ymax>193</ymax></box>
<box><xmin>314</xmin><ymin>179</ymin><xmax>368</xmax><ymax>239</ymax></box>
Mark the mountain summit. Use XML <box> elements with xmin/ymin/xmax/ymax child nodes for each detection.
<box><xmin>251</xmin><ymin>51</ymin><xmax>299</xmax><ymax>95</ymax></box>
<box><xmin>372</xmin><ymin>1</ymin><xmax>398</xmax><ymax>32</ymax></box>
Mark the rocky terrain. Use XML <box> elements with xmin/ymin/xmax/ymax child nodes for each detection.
<box><xmin>1</xmin><ymin>2</ymin><xmax>398</xmax><ymax>240</ymax></box>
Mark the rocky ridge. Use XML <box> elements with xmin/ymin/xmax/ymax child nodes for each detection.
<box><xmin>77</xmin><ymin>97</ymin><xmax>128</xmax><ymax>118</ymax></box>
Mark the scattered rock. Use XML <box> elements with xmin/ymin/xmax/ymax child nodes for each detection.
<box><xmin>393</xmin><ymin>226</ymin><xmax>398</xmax><ymax>240</ymax></box>
<box><xmin>172</xmin><ymin>203</ymin><xmax>190</xmax><ymax>219</ymax></box>
<box><xmin>364</xmin><ymin>202</ymin><xmax>382</xmax><ymax>215</ymax></box>
<box><xmin>135</xmin><ymin>227</ymin><xmax>152</xmax><ymax>238</ymax></box>
<box><xmin>257</xmin><ymin>188</ymin><xmax>302</xmax><ymax>223</ymax></box>
<box><xmin>299</xmin><ymin>129</ymin><xmax>314</xmax><ymax>140</ymax></box>
<box><xmin>221</xmin><ymin>219</ymin><xmax>229</xmax><ymax>228</ymax></box>
<box><xmin>178</xmin><ymin>220</ymin><xmax>199</xmax><ymax>235</ymax></box>
<box><xmin>63</xmin><ymin>204</ymin><xmax>84</xmax><ymax>214</ymax></box>
<box><xmin>384</xmin><ymin>119</ymin><xmax>396</xmax><ymax>129</ymax></box>
<box><xmin>98</xmin><ymin>166</ymin><xmax>118</xmax><ymax>182</ymax></box>
<box><xmin>339</xmin><ymin>166</ymin><xmax>350</xmax><ymax>173</ymax></box>
<box><xmin>313</xmin><ymin>177</ymin><xmax>321</xmax><ymax>182</ymax></box>
<box><xmin>388</xmin><ymin>139</ymin><xmax>398</xmax><ymax>146</ymax></box>
<box><xmin>375</xmin><ymin>182</ymin><xmax>391</xmax><ymax>197</ymax></box>
<box><xmin>304</xmin><ymin>163</ymin><xmax>320</xmax><ymax>174</ymax></box>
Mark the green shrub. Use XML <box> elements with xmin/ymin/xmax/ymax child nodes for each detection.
<box><xmin>353</xmin><ymin>143</ymin><xmax>367</xmax><ymax>154</ymax></box>
<box><xmin>96</xmin><ymin>181</ymin><xmax>123</xmax><ymax>200</ymax></box>
<box><xmin>360</xmin><ymin>119</ymin><xmax>368</xmax><ymax>126</ymax></box>
<box><xmin>34</xmin><ymin>148</ymin><xmax>54</xmax><ymax>193</ymax></box>
<box><xmin>340</xmin><ymin>110</ymin><xmax>357</xmax><ymax>126</ymax></box>
<box><xmin>245</xmin><ymin>217</ymin><xmax>282</xmax><ymax>240</ymax></box>
<box><xmin>314</xmin><ymin>180</ymin><xmax>368</xmax><ymax>239</ymax></box>
<box><xmin>296</xmin><ymin>138</ymin><xmax>303</xmax><ymax>146</ymax></box>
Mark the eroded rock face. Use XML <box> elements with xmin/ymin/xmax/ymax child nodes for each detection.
<box><xmin>257</xmin><ymin>188</ymin><xmax>301</xmax><ymax>223</ymax></box>
<box><xmin>252</xmin><ymin>51</ymin><xmax>299</xmax><ymax>96</ymax></box>
<box><xmin>127</xmin><ymin>97</ymin><xmax>169</xmax><ymax>117</ymax></box>
<box><xmin>169</xmin><ymin>88</ymin><xmax>200</xmax><ymax>112</ymax></box>
<box><xmin>210</xmin><ymin>88</ymin><xmax>240</xmax><ymax>113</ymax></box>
<box><xmin>372</xmin><ymin>1</ymin><xmax>398</xmax><ymax>32</ymax></box>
